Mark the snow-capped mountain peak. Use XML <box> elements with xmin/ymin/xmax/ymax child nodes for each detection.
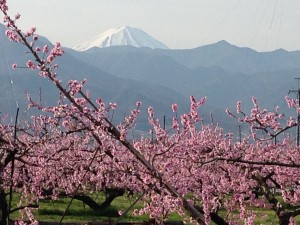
<box><xmin>73</xmin><ymin>26</ymin><xmax>168</xmax><ymax>51</ymax></box>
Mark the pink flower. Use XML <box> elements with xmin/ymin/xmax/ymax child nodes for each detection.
<box><xmin>26</xmin><ymin>27</ymin><xmax>36</xmax><ymax>37</ymax></box>
<box><xmin>4</xmin><ymin>29</ymin><xmax>20</xmax><ymax>42</ymax></box>
<box><xmin>47</xmin><ymin>54</ymin><xmax>54</xmax><ymax>63</ymax></box>
<box><xmin>136</xmin><ymin>101</ymin><xmax>141</xmax><ymax>107</ymax></box>
<box><xmin>172</xmin><ymin>117</ymin><xmax>179</xmax><ymax>129</ymax></box>
<box><xmin>148</xmin><ymin>106</ymin><xmax>154</xmax><ymax>117</ymax></box>
<box><xmin>120</xmin><ymin>129</ymin><xmax>126</xmax><ymax>141</ymax></box>
<box><xmin>26</xmin><ymin>60</ymin><xmax>35</xmax><ymax>69</ymax></box>
<box><xmin>1</xmin><ymin>4</ymin><xmax>8</xmax><ymax>12</ymax></box>
<box><xmin>96</xmin><ymin>98</ymin><xmax>102</xmax><ymax>104</ymax></box>
<box><xmin>238</xmin><ymin>118</ymin><xmax>244</xmax><ymax>123</ymax></box>
<box><xmin>109</xmin><ymin>102</ymin><xmax>117</xmax><ymax>110</ymax></box>
<box><xmin>30</xmin><ymin>27</ymin><xmax>36</xmax><ymax>33</ymax></box>
<box><xmin>285</xmin><ymin>96</ymin><xmax>296</xmax><ymax>108</ymax></box>
<box><xmin>198</xmin><ymin>96</ymin><xmax>206</xmax><ymax>106</ymax></box>
<box><xmin>11</xmin><ymin>63</ymin><xmax>17</xmax><ymax>69</ymax></box>
<box><xmin>43</xmin><ymin>45</ymin><xmax>49</xmax><ymax>53</ymax></box>
<box><xmin>39</xmin><ymin>71</ymin><xmax>49</xmax><ymax>77</ymax></box>
<box><xmin>55</xmin><ymin>42</ymin><xmax>61</xmax><ymax>48</ymax></box>
<box><xmin>190</xmin><ymin>95</ymin><xmax>196</xmax><ymax>102</ymax></box>
<box><xmin>289</xmin><ymin>217</ymin><xmax>296</xmax><ymax>225</ymax></box>
<box><xmin>172</xmin><ymin>103</ymin><xmax>178</xmax><ymax>112</ymax></box>
<box><xmin>236</xmin><ymin>101</ymin><xmax>242</xmax><ymax>113</ymax></box>
<box><xmin>14</xmin><ymin>13</ymin><xmax>20</xmax><ymax>20</ymax></box>
<box><xmin>252</xmin><ymin>96</ymin><xmax>258</xmax><ymax>107</ymax></box>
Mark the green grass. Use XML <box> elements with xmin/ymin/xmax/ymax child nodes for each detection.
<box><xmin>9</xmin><ymin>194</ymin><xmax>149</xmax><ymax>222</ymax></box>
<box><xmin>8</xmin><ymin>192</ymin><xmax>300</xmax><ymax>224</ymax></box>
<box><xmin>215</xmin><ymin>204</ymin><xmax>300</xmax><ymax>224</ymax></box>
<box><xmin>9</xmin><ymin>192</ymin><xmax>182</xmax><ymax>223</ymax></box>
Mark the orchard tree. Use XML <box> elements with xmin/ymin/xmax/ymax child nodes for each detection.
<box><xmin>134</xmin><ymin>97</ymin><xmax>300</xmax><ymax>225</ymax></box>
<box><xmin>217</xmin><ymin>97</ymin><xmax>300</xmax><ymax>225</ymax></box>
<box><xmin>119</xmin><ymin>96</ymin><xmax>300</xmax><ymax>225</ymax></box>
<box><xmin>2</xmin><ymin>1</ymin><xmax>300</xmax><ymax>225</ymax></box>
<box><xmin>0</xmin><ymin>112</ymin><xmax>115</xmax><ymax>224</ymax></box>
<box><xmin>0</xmin><ymin>2</ymin><xmax>206</xmax><ymax>224</ymax></box>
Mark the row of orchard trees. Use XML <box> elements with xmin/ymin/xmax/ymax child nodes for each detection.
<box><xmin>1</xmin><ymin>1</ymin><xmax>300</xmax><ymax>224</ymax></box>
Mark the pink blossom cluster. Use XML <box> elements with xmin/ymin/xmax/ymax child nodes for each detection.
<box><xmin>3</xmin><ymin>3</ymin><xmax>300</xmax><ymax>225</ymax></box>
<box><xmin>228</xmin><ymin>97</ymin><xmax>296</xmax><ymax>140</ymax></box>
<box><xmin>5</xmin><ymin>89</ymin><xmax>300</xmax><ymax>224</ymax></box>
<box><xmin>46</xmin><ymin>42</ymin><xmax>64</xmax><ymax>63</ymax></box>
<box><xmin>0</xmin><ymin>0</ymin><xmax>8</xmax><ymax>12</ymax></box>
<box><xmin>2</xmin><ymin>8</ymin><xmax>64</xmax><ymax>75</ymax></box>
<box><xmin>68</xmin><ymin>79</ymin><xmax>86</xmax><ymax>96</ymax></box>
<box><xmin>5</xmin><ymin>28</ymin><xmax>21</xmax><ymax>42</ymax></box>
<box><xmin>18</xmin><ymin>81</ymin><xmax>300</xmax><ymax>225</ymax></box>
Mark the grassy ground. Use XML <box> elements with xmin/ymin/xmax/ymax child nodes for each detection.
<box><xmin>8</xmin><ymin>192</ymin><xmax>300</xmax><ymax>224</ymax></box>
<box><xmin>9</xmin><ymin>193</ymin><xmax>182</xmax><ymax>223</ymax></box>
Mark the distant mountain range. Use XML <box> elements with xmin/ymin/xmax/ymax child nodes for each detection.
<box><xmin>74</xmin><ymin>26</ymin><xmax>169</xmax><ymax>51</ymax></box>
<box><xmin>1</xmin><ymin>23</ymin><xmax>299</xmax><ymax>133</ymax></box>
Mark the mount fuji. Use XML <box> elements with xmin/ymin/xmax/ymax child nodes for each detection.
<box><xmin>73</xmin><ymin>26</ymin><xmax>169</xmax><ymax>51</ymax></box>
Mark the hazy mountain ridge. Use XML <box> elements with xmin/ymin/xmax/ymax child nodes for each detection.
<box><xmin>1</xmin><ymin>23</ymin><xmax>299</xmax><ymax>132</ymax></box>
<box><xmin>66</xmin><ymin>42</ymin><xmax>300</xmax><ymax>110</ymax></box>
<box><xmin>0</xmin><ymin>24</ymin><xmax>189</xmax><ymax>130</ymax></box>
<box><xmin>153</xmin><ymin>40</ymin><xmax>300</xmax><ymax>74</ymax></box>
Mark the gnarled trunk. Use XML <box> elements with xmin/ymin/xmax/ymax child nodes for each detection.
<box><xmin>72</xmin><ymin>188</ymin><xmax>125</xmax><ymax>212</ymax></box>
<box><xmin>194</xmin><ymin>205</ymin><xmax>229</xmax><ymax>225</ymax></box>
<box><xmin>42</xmin><ymin>187</ymin><xmax>125</xmax><ymax>212</ymax></box>
<box><xmin>278</xmin><ymin>213</ymin><xmax>292</xmax><ymax>225</ymax></box>
<box><xmin>279</xmin><ymin>216</ymin><xmax>290</xmax><ymax>225</ymax></box>
<box><xmin>0</xmin><ymin>188</ymin><xmax>8</xmax><ymax>225</ymax></box>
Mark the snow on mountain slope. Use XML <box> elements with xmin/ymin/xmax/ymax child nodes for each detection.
<box><xmin>73</xmin><ymin>26</ymin><xmax>168</xmax><ymax>51</ymax></box>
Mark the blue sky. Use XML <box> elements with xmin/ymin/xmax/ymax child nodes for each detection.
<box><xmin>7</xmin><ymin>0</ymin><xmax>300</xmax><ymax>51</ymax></box>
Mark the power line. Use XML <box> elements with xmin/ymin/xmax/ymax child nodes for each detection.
<box><xmin>0</xmin><ymin>30</ymin><xmax>19</xmax><ymax>109</ymax></box>
<box><xmin>288</xmin><ymin>77</ymin><xmax>300</xmax><ymax>146</ymax></box>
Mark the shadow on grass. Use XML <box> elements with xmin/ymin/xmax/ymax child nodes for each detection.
<box><xmin>41</xmin><ymin>198</ymin><xmax>68</xmax><ymax>204</ymax></box>
<box><xmin>38</xmin><ymin>207</ymin><xmax>120</xmax><ymax>217</ymax></box>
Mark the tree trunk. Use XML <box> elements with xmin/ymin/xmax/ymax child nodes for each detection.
<box><xmin>0</xmin><ymin>188</ymin><xmax>8</xmax><ymax>225</ymax></box>
<box><xmin>194</xmin><ymin>205</ymin><xmax>229</xmax><ymax>225</ymax></box>
<box><xmin>42</xmin><ymin>188</ymin><xmax>125</xmax><ymax>212</ymax></box>
<box><xmin>278</xmin><ymin>214</ymin><xmax>291</xmax><ymax>225</ymax></box>
<box><xmin>279</xmin><ymin>217</ymin><xmax>290</xmax><ymax>225</ymax></box>
<box><xmin>98</xmin><ymin>188</ymin><xmax>125</xmax><ymax>211</ymax></box>
<box><xmin>72</xmin><ymin>188</ymin><xmax>125</xmax><ymax>212</ymax></box>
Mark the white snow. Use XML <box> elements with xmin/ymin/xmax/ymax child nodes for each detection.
<box><xmin>73</xmin><ymin>26</ymin><xmax>169</xmax><ymax>51</ymax></box>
